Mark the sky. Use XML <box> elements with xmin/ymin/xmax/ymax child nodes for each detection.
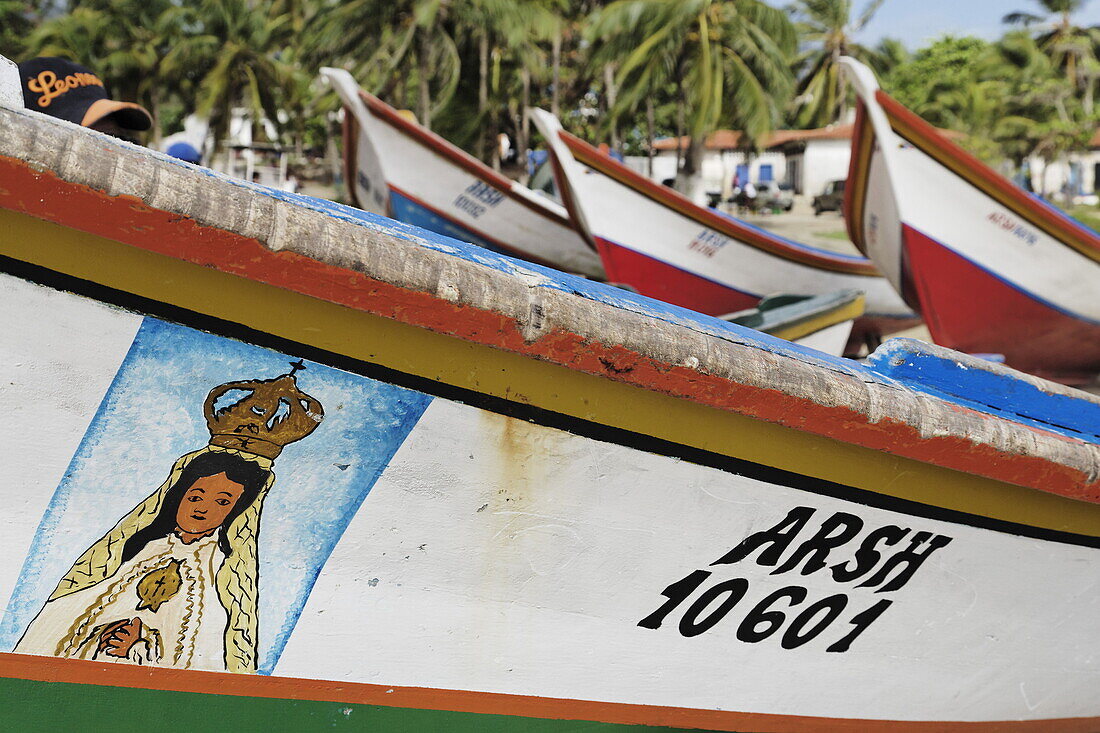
<box><xmin>817</xmin><ymin>0</ymin><xmax>1100</xmax><ymax>49</ymax></box>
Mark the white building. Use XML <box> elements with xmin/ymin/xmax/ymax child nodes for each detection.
<box><xmin>1026</xmin><ymin>129</ymin><xmax>1100</xmax><ymax>203</ymax></box>
<box><xmin>644</xmin><ymin>125</ymin><xmax>855</xmax><ymax>199</ymax></box>
<box><xmin>637</xmin><ymin>124</ymin><xmax>1099</xmax><ymax>204</ymax></box>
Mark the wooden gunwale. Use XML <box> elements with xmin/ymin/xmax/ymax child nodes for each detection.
<box><xmin>558</xmin><ymin>131</ymin><xmax>880</xmax><ymax>277</ymax></box>
<box><xmin>1</xmin><ymin>102</ymin><xmax>1100</xmax><ymax>513</ymax></box>
<box><xmin>2</xmin><ymin>156</ymin><xmax>1100</xmax><ymax>519</ymax></box>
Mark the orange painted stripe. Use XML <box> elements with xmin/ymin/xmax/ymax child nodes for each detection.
<box><xmin>558</xmin><ymin>131</ymin><xmax>881</xmax><ymax>277</ymax></box>
<box><xmin>358</xmin><ymin>91</ymin><xmax>574</xmax><ymax>230</ymax></box>
<box><xmin>843</xmin><ymin>102</ymin><xmax>873</xmax><ymax>254</ymax></box>
<box><xmin>546</xmin><ymin>134</ymin><xmax>599</xmax><ymax>251</ymax></box>
<box><xmin>2</xmin><ymin>155</ymin><xmax>1099</xmax><ymax>505</ymax></box>
<box><xmin>1</xmin><ymin>654</ymin><xmax>1096</xmax><ymax>732</ymax></box>
<box><xmin>875</xmin><ymin>90</ymin><xmax>1100</xmax><ymax>265</ymax></box>
<box><xmin>341</xmin><ymin>107</ymin><xmax>379</xmax><ymax>215</ymax></box>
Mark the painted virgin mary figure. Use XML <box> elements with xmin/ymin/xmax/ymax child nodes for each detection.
<box><xmin>15</xmin><ymin>365</ymin><xmax>323</xmax><ymax>673</ymax></box>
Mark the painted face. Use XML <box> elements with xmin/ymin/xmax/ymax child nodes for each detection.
<box><xmin>175</xmin><ymin>472</ymin><xmax>246</xmax><ymax>536</ymax></box>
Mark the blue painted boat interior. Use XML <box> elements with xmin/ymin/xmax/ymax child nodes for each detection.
<box><xmin>389</xmin><ymin>189</ymin><xmax>513</xmax><ymax>258</ymax></box>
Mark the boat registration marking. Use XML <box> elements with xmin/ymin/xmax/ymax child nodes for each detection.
<box><xmin>638</xmin><ymin>506</ymin><xmax>952</xmax><ymax>651</ymax></box>
<box><xmin>987</xmin><ymin>212</ymin><xmax>1039</xmax><ymax>246</ymax></box>
<box><xmin>453</xmin><ymin>181</ymin><xmax>505</xmax><ymax>220</ymax></box>
<box><xmin>687</xmin><ymin>229</ymin><xmax>731</xmax><ymax>258</ymax></box>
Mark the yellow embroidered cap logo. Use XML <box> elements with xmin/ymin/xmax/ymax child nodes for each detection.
<box><xmin>27</xmin><ymin>70</ymin><xmax>105</xmax><ymax>108</ymax></box>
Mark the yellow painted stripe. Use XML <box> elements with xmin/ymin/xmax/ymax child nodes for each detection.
<box><xmin>768</xmin><ymin>294</ymin><xmax>865</xmax><ymax>342</ymax></box>
<box><xmin>2</xmin><ymin>208</ymin><xmax>1099</xmax><ymax>537</ymax></box>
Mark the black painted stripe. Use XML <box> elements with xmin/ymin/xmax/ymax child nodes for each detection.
<box><xmin>2</xmin><ymin>253</ymin><xmax>1098</xmax><ymax>549</ymax></box>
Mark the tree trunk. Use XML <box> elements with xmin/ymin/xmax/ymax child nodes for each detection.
<box><xmin>674</xmin><ymin>73</ymin><xmax>685</xmax><ymax>183</ymax></box>
<box><xmin>518</xmin><ymin>66</ymin><xmax>531</xmax><ymax>183</ymax></box>
<box><xmin>477</xmin><ymin>31</ymin><xmax>489</xmax><ymax>162</ymax></box>
<box><xmin>327</xmin><ymin>132</ymin><xmax>343</xmax><ymax>201</ymax></box>
<box><xmin>551</xmin><ymin>29</ymin><xmax>562</xmax><ymax>118</ymax></box>
<box><xmin>604</xmin><ymin>63</ymin><xmax>619</xmax><ymax>151</ymax></box>
<box><xmin>833</xmin><ymin>46</ymin><xmax>847</xmax><ymax>124</ymax></box>
<box><xmin>681</xmin><ymin>136</ymin><xmax>707</xmax><ymax>205</ymax></box>
<box><xmin>418</xmin><ymin>28</ymin><xmax>432</xmax><ymax>130</ymax></box>
<box><xmin>646</xmin><ymin>97</ymin><xmax>656</xmax><ymax>178</ymax></box>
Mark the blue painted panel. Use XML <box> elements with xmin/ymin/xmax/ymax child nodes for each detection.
<box><xmin>389</xmin><ymin>189</ymin><xmax>511</xmax><ymax>257</ymax></box>
<box><xmin>867</xmin><ymin>339</ymin><xmax>1100</xmax><ymax>442</ymax></box>
<box><xmin>758</xmin><ymin>164</ymin><xmax>773</xmax><ymax>183</ymax></box>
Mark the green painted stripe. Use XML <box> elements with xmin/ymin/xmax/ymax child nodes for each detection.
<box><xmin>0</xmin><ymin>677</ymin><xmax>726</xmax><ymax>732</ymax></box>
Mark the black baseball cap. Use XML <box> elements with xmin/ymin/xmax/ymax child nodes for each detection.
<box><xmin>18</xmin><ymin>57</ymin><xmax>152</xmax><ymax>131</ymax></box>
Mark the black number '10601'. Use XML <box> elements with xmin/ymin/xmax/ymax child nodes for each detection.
<box><xmin>637</xmin><ymin>569</ymin><xmax>892</xmax><ymax>652</ymax></box>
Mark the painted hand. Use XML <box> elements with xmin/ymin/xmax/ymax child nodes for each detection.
<box><xmin>96</xmin><ymin>617</ymin><xmax>143</xmax><ymax>659</ymax></box>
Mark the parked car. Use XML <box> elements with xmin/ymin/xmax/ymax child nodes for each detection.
<box><xmin>813</xmin><ymin>179</ymin><xmax>846</xmax><ymax>215</ymax></box>
<box><xmin>756</xmin><ymin>181</ymin><xmax>794</xmax><ymax>212</ymax></box>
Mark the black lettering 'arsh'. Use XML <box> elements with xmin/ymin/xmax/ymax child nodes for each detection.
<box><xmin>857</xmin><ymin>531</ymin><xmax>954</xmax><ymax>593</ymax></box>
<box><xmin>711</xmin><ymin>506</ymin><xmax>815</xmax><ymax>567</ymax></box>
<box><xmin>711</xmin><ymin>506</ymin><xmax>953</xmax><ymax>593</ymax></box>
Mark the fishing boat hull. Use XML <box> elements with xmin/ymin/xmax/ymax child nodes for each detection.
<box><xmin>1</xmin><ymin>99</ymin><xmax>1100</xmax><ymax>732</ymax></box>
<box><xmin>530</xmin><ymin>109</ymin><xmax>918</xmax><ymax>349</ymax></box>
<box><xmin>323</xmin><ymin>68</ymin><xmax>603</xmax><ymax>279</ymax></box>
<box><xmin>841</xmin><ymin>57</ymin><xmax>1100</xmax><ymax>383</ymax></box>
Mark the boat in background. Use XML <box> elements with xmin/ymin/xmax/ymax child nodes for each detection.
<box><xmin>841</xmin><ymin>57</ymin><xmax>1100</xmax><ymax>384</ymax></box>
<box><xmin>722</xmin><ymin>290</ymin><xmax>864</xmax><ymax>357</ymax></box>
<box><xmin>321</xmin><ymin>68</ymin><xmax>604</xmax><ymax>279</ymax></box>
<box><xmin>530</xmin><ymin>109</ymin><xmax>918</xmax><ymax>352</ymax></box>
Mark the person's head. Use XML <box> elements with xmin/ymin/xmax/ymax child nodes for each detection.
<box><xmin>122</xmin><ymin>451</ymin><xmax>270</xmax><ymax>561</ymax></box>
<box><xmin>17</xmin><ymin>57</ymin><xmax>152</xmax><ymax>143</ymax></box>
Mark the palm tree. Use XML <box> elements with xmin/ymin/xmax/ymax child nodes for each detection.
<box><xmin>984</xmin><ymin>30</ymin><xmax>1096</xmax><ymax>192</ymax></box>
<box><xmin>789</xmin><ymin>0</ymin><xmax>886</xmax><ymax>128</ymax></box>
<box><xmin>1004</xmin><ymin>0</ymin><xmax>1100</xmax><ymax>107</ymax></box>
<box><xmin>188</xmin><ymin>0</ymin><xmax>299</xmax><ymax>150</ymax></box>
<box><xmin>588</xmin><ymin>0</ymin><xmax>796</xmax><ymax>201</ymax></box>
<box><xmin>0</xmin><ymin>0</ymin><xmax>36</xmax><ymax>59</ymax></box>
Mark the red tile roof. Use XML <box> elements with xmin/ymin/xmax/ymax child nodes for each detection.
<box><xmin>652</xmin><ymin>125</ymin><xmax>854</xmax><ymax>151</ymax></box>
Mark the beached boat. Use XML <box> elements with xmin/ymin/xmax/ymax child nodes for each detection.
<box><xmin>321</xmin><ymin>68</ymin><xmax>603</xmax><ymax>279</ymax></box>
<box><xmin>530</xmin><ymin>109</ymin><xmax>918</xmax><ymax>350</ymax></box>
<box><xmin>721</xmin><ymin>290</ymin><xmax>865</xmax><ymax>357</ymax></box>
<box><xmin>3</xmin><ymin>91</ymin><xmax>1100</xmax><ymax>732</ymax></box>
<box><xmin>840</xmin><ymin>57</ymin><xmax>1100</xmax><ymax>384</ymax></box>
